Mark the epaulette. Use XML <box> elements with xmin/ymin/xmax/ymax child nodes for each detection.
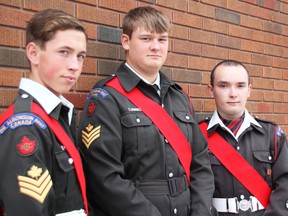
<box><xmin>253</xmin><ymin>115</ymin><xmax>277</xmax><ymax>126</ymax></box>
<box><xmin>253</xmin><ymin>115</ymin><xmax>285</xmax><ymax>137</ymax></box>
<box><xmin>198</xmin><ymin>116</ymin><xmax>211</xmax><ymax>124</ymax></box>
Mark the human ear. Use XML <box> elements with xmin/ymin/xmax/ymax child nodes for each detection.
<box><xmin>26</xmin><ymin>42</ymin><xmax>40</xmax><ymax>65</ymax></box>
<box><xmin>121</xmin><ymin>34</ymin><xmax>130</xmax><ymax>51</ymax></box>
<box><xmin>208</xmin><ymin>85</ymin><xmax>214</xmax><ymax>98</ymax></box>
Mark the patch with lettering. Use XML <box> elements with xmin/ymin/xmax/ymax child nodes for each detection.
<box><xmin>87</xmin><ymin>101</ymin><xmax>96</xmax><ymax>116</ymax></box>
<box><xmin>16</xmin><ymin>134</ymin><xmax>38</xmax><ymax>156</ymax></box>
<box><xmin>88</xmin><ymin>88</ymin><xmax>109</xmax><ymax>99</ymax></box>
<box><xmin>0</xmin><ymin>113</ymin><xmax>47</xmax><ymax>135</ymax></box>
<box><xmin>82</xmin><ymin>124</ymin><xmax>101</xmax><ymax>149</ymax></box>
<box><xmin>18</xmin><ymin>165</ymin><xmax>53</xmax><ymax>203</ymax></box>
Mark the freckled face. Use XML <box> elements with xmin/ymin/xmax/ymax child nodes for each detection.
<box><xmin>208</xmin><ymin>65</ymin><xmax>252</xmax><ymax>120</ymax></box>
<box><xmin>29</xmin><ymin>29</ymin><xmax>87</xmax><ymax>96</ymax></box>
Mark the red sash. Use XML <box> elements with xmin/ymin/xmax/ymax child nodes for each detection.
<box><xmin>106</xmin><ymin>77</ymin><xmax>192</xmax><ymax>182</ymax></box>
<box><xmin>199</xmin><ymin>122</ymin><xmax>271</xmax><ymax>207</ymax></box>
<box><xmin>0</xmin><ymin>103</ymin><xmax>88</xmax><ymax>214</ymax></box>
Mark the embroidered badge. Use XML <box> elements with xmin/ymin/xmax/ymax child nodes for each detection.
<box><xmin>0</xmin><ymin>113</ymin><xmax>47</xmax><ymax>135</ymax></box>
<box><xmin>276</xmin><ymin>126</ymin><xmax>284</xmax><ymax>136</ymax></box>
<box><xmin>16</xmin><ymin>135</ymin><xmax>38</xmax><ymax>156</ymax></box>
<box><xmin>88</xmin><ymin>88</ymin><xmax>109</xmax><ymax>99</ymax></box>
<box><xmin>18</xmin><ymin>165</ymin><xmax>53</xmax><ymax>203</ymax></box>
<box><xmin>82</xmin><ymin>124</ymin><xmax>101</xmax><ymax>149</ymax></box>
<box><xmin>87</xmin><ymin>101</ymin><xmax>96</xmax><ymax>116</ymax></box>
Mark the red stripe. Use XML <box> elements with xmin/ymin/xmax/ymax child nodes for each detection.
<box><xmin>106</xmin><ymin>77</ymin><xmax>192</xmax><ymax>182</ymax></box>
<box><xmin>199</xmin><ymin>122</ymin><xmax>271</xmax><ymax>207</ymax></box>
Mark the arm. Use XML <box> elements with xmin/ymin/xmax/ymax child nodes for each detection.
<box><xmin>264</xmin><ymin>127</ymin><xmax>288</xmax><ymax>216</ymax></box>
<box><xmin>79</xmin><ymin>89</ymin><xmax>162</xmax><ymax>216</ymax></box>
<box><xmin>189</xmin><ymin>122</ymin><xmax>215</xmax><ymax>216</ymax></box>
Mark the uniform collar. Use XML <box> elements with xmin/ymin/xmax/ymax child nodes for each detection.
<box><xmin>19</xmin><ymin>78</ymin><xmax>74</xmax><ymax>124</ymax></box>
<box><xmin>208</xmin><ymin>109</ymin><xmax>262</xmax><ymax>140</ymax></box>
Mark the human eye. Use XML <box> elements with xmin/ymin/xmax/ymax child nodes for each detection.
<box><xmin>77</xmin><ymin>53</ymin><xmax>86</xmax><ymax>60</ymax></box>
<box><xmin>159</xmin><ymin>37</ymin><xmax>168</xmax><ymax>42</ymax></box>
<box><xmin>59</xmin><ymin>50</ymin><xmax>69</xmax><ymax>55</ymax></box>
<box><xmin>218</xmin><ymin>83</ymin><xmax>228</xmax><ymax>88</ymax></box>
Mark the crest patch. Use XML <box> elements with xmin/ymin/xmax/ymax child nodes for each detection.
<box><xmin>18</xmin><ymin>165</ymin><xmax>53</xmax><ymax>203</ymax></box>
<box><xmin>88</xmin><ymin>88</ymin><xmax>109</xmax><ymax>99</ymax></box>
<box><xmin>82</xmin><ymin>124</ymin><xmax>101</xmax><ymax>149</ymax></box>
<box><xmin>87</xmin><ymin>101</ymin><xmax>96</xmax><ymax>116</ymax></box>
<box><xmin>16</xmin><ymin>135</ymin><xmax>38</xmax><ymax>156</ymax></box>
<box><xmin>0</xmin><ymin>113</ymin><xmax>47</xmax><ymax>135</ymax></box>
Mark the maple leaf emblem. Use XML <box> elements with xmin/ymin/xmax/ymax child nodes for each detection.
<box><xmin>27</xmin><ymin>165</ymin><xmax>43</xmax><ymax>180</ymax></box>
<box><xmin>17</xmin><ymin>136</ymin><xmax>37</xmax><ymax>155</ymax></box>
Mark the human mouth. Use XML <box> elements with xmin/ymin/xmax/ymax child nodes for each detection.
<box><xmin>63</xmin><ymin>75</ymin><xmax>76</xmax><ymax>83</ymax></box>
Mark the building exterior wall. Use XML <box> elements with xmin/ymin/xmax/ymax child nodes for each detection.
<box><xmin>1</xmin><ymin>0</ymin><xmax>288</xmax><ymax>132</ymax></box>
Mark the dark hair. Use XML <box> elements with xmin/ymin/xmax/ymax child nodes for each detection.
<box><xmin>122</xmin><ymin>6</ymin><xmax>170</xmax><ymax>38</ymax></box>
<box><xmin>210</xmin><ymin>60</ymin><xmax>250</xmax><ymax>86</ymax></box>
<box><xmin>26</xmin><ymin>9</ymin><xmax>86</xmax><ymax>49</ymax></box>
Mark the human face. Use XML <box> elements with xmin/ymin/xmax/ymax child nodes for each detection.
<box><xmin>208</xmin><ymin>65</ymin><xmax>252</xmax><ymax>120</ymax></box>
<box><xmin>122</xmin><ymin>27</ymin><xmax>168</xmax><ymax>82</ymax></box>
<box><xmin>27</xmin><ymin>29</ymin><xmax>87</xmax><ymax>96</ymax></box>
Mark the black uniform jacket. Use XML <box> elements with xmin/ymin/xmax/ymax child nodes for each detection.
<box><xmin>201</xmin><ymin>115</ymin><xmax>288</xmax><ymax>216</ymax></box>
<box><xmin>78</xmin><ymin>63</ymin><xmax>215</xmax><ymax>216</ymax></box>
<box><xmin>0</xmin><ymin>91</ymin><xmax>83</xmax><ymax>215</ymax></box>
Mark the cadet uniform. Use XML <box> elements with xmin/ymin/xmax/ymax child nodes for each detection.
<box><xmin>0</xmin><ymin>78</ymin><xmax>85</xmax><ymax>216</ymax></box>
<box><xmin>199</xmin><ymin>110</ymin><xmax>288</xmax><ymax>216</ymax></box>
<box><xmin>79</xmin><ymin>63</ymin><xmax>214</xmax><ymax>216</ymax></box>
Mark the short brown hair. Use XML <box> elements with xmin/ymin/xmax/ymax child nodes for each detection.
<box><xmin>122</xmin><ymin>6</ymin><xmax>170</xmax><ymax>38</ymax></box>
<box><xmin>26</xmin><ymin>9</ymin><xmax>86</xmax><ymax>49</ymax></box>
<box><xmin>210</xmin><ymin>60</ymin><xmax>250</xmax><ymax>87</ymax></box>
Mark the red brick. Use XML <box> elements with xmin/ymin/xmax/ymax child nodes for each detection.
<box><xmin>0</xmin><ymin>0</ymin><xmax>21</xmax><ymax>7</ymax></box>
<box><xmin>203</xmin><ymin>19</ymin><xmax>228</xmax><ymax>34</ymax></box>
<box><xmin>217</xmin><ymin>35</ymin><xmax>241</xmax><ymax>49</ymax></box>
<box><xmin>282</xmin><ymin>69</ymin><xmax>288</xmax><ymax>80</ymax></box>
<box><xmin>77</xmin><ymin>4</ymin><xmax>119</xmax><ymax>27</ymax></box>
<box><xmin>170</xmin><ymin>25</ymin><xmax>189</xmax><ymax>40</ymax></box>
<box><xmin>202</xmin><ymin>44</ymin><xmax>228</xmax><ymax>59</ymax></box>
<box><xmin>173</xmin><ymin>11</ymin><xmax>203</xmax><ymax>29</ymax></box>
<box><xmin>254</xmin><ymin>102</ymin><xmax>274</xmax><ymax>113</ymax></box>
<box><xmin>263</xmin><ymin>67</ymin><xmax>282</xmax><ymax>79</ymax></box>
<box><xmin>190</xmin><ymin>99</ymin><xmax>202</xmax><ymax>112</ymax></box>
<box><xmin>200</xmin><ymin>0</ymin><xmax>227</xmax><ymax>8</ymax></box>
<box><xmin>24</xmin><ymin>0</ymin><xmax>74</xmax><ymax>14</ymax></box>
<box><xmin>251</xmin><ymin>77</ymin><xmax>273</xmax><ymax>90</ymax></box>
<box><xmin>76</xmin><ymin>75</ymin><xmax>102</xmax><ymax>92</ymax></box>
<box><xmin>0</xmin><ymin>68</ymin><xmax>23</xmax><ymax>87</ymax></box>
<box><xmin>241</xmin><ymin>15</ymin><xmax>263</xmax><ymax>30</ymax></box>
<box><xmin>0</xmin><ymin>7</ymin><xmax>32</xmax><ymax>28</ymax></box>
<box><xmin>99</xmin><ymin>0</ymin><xmax>135</xmax><ymax>12</ymax></box>
<box><xmin>82</xmin><ymin>57</ymin><xmax>97</xmax><ymax>74</ymax></box>
<box><xmin>158</xmin><ymin>0</ymin><xmax>188</xmax><ymax>11</ymax></box>
<box><xmin>246</xmin><ymin>65</ymin><xmax>263</xmax><ymax>77</ymax></box>
<box><xmin>274</xmin><ymin>103</ymin><xmax>288</xmax><ymax>114</ymax></box>
<box><xmin>274</xmin><ymin>80</ymin><xmax>288</xmax><ymax>91</ymax></box>
<box><xmin>0</xmin><ymin>89</ymin><xmax>18</xmax><ymax>106</ymax></box>
<box><xmin>83</xmin><ymin>22</ymin><xmax>97</xmax><ymax>40</ymax></box>
<box><xmin>165</xmin><ymin>53</ymin><xmax>188</xmax><ymax>68</ymax></box>
<box><xmin>74</xmin><ymin>0</ymin><xmax>97</xmax><ymax>6</ymax></box>
<box><xmin>264</xmin><ymin>44</ymin><xmax>284</xmax><ymax>57</ymax></box>
<box><xmin>273</xmin><ymin>58</ymin><xmax>288</xmax><ymax>70</ymax></box>
<box><xmin>189</xmin><ymin>85</ymin><xmax>210</xmax><ymax>98</ymax></box>
<box><xmin>0</xmin><ymin>27</ymin><xmax>21</xmax><ymax>47</ymax></box>
<box><xmin>188</xmin><ymin>57</ymin><xmax>216</xmax><ymax>71</ymax></box>
<box><xmin>203</xmin><ymin>99</ymin><xmax>216</xmax><ymax>112</ymax></box>
<box><xmin>173</xmin><ymin>39</ymin><xmax>201</xmax><ymax>56</ymax></box>
<box><xmin>241</xmin><ymin>40</ymin><xmax>264</xmax><ymax>54</ymax></box>
<box><xmin>249</xmin><ymin>89</ymin><xmax>263</xmax><ymax>101</ymax></box>
<box><xmin>251</xmin><ymin>54</ymin><xmax>273</xmax><ymax>67</ymax></box>
<box><xmin>188</xmin><ymin>1</ymin><xmax>215</xmax><ymax>18</ymax></box>
<box><xmin>263</xmin><ymin>91</ymin><xmax>284</xmax><ymax>102</ymax></box>
<box><xmin>189</xmin><ymin>28</ymin><xmax>216</xmax><ymax>44</ymax></box>
<box><xmin>229</xmin><ymin>25</ymin><xmax>253</xmax><ymax>40</ymax></box>
<box><xmin>272</xmin><ymin>35</ymin><xmax>288</xmax><ymax>47</ymax></box>
<box><xmin>228</xmin><ymin>50</ymin><xmax>251</xmax><ymax>64</ymax></box>
<box><xmin>63</xmin><ymin>93</ymin><xmax>88</xmax><ymax>110</ymax></box>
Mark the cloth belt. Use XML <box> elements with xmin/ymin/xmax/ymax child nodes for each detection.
<box><xmin>213</xmin><ymin>196</ymin><xmax>265</xmax><ymax>213</ymax></box>
<box><xmin>136</xmin><ymin>176</ymin><xmax>188</xmax><ymax>197</ymax></box>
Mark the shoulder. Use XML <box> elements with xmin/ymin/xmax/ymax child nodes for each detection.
<box><xmin>253</xmin><ymin>115</ymin><xmax>285</xmax><ymax>137</ymax></box>
<box><xmin>198</xmin><ymin>116</ymin><xmax>211</xmax><ymax>125</ymax></box>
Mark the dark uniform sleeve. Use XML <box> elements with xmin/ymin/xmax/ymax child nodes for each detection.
<box><xmin>79</xmin><ymin>87</ymin><xmax>162</xmax><ymax>216</ymax></box>
<box><xmin>264</xmin><ymin>126</ymin><xmax>288</xmax><ymax>215</ymax></box>
<box><xmin>189</xmin><ymin>116</ymin><xmax>215</xmax><ymax>216</ymax></box>
<box><xmin>0</xmin><ymin>113</ymin><xmax>55</xmax><ymax>215</ymax></box>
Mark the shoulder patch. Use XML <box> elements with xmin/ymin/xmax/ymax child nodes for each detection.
<box><xmin>0</xmin><ymin>113</ymin><xmax>47</xmax><ymax>135</ymax></box>
<box><xmin>18</xmin><ymin>165</ymin><xmax>52</xmax><ymax>203</ymax></box>
<box><xmin>276</xmin><ymin>126</ymin><xmax>285</xmax><ymax>137</ymax></box>
<box><xmin>88</xmin><ymin>88</ymin><xmax>109</xmax><ymax>99</ymax></box>
<box><xmin>16</xmin><ymin>134</ymin><xmax>38</xmax><ymax>156</ymax></box>
<box><xmin>82</xmin><ymin>124</ymin><xmax>101</xmax><ymax>149</ymax></box>
<box><xmin>87</xmin><ymin>101</ymin><xmax>96</xmax><ymax>116</ymax></box>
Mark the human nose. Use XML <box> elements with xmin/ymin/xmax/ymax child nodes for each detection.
<box><xmin>150</xmin><ymin>39</ymin><xmax>160</xmax><ymax>50</ymax></box>
<box><xmin>229</xmin><ymin>86</ymin><xmax>237</xmax><ymax>98</ymax></box>
<box><xmin>67</xmin><ymin>56</ymin><xmax>80</xmax><ymax>71</ymax></box>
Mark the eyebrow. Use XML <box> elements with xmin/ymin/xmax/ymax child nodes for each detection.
<box><xmin>60</xmin><ymin>46</ymin><xmax>87</xmax><ymax>53</ymax></box>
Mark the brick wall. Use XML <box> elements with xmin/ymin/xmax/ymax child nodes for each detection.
<box><xmin>1</xmin><ymin>0</ymin><xmax>288</xmax><ymax>133</ymax></box>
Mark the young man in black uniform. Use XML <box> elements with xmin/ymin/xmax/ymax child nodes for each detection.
<box><xmin>0</xmin><ymin>9</ymin><xmax>88</xmax><ymax>215</ymax></box>
<box><xmin>78</xmin><ymin>6</ymin><xmax>215</xmax><ymax>216</ymax></box>
<box><xmin>199</xmin><ymin>60</ymin><xmax>288</xmax><ymax>215</ymax></box>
